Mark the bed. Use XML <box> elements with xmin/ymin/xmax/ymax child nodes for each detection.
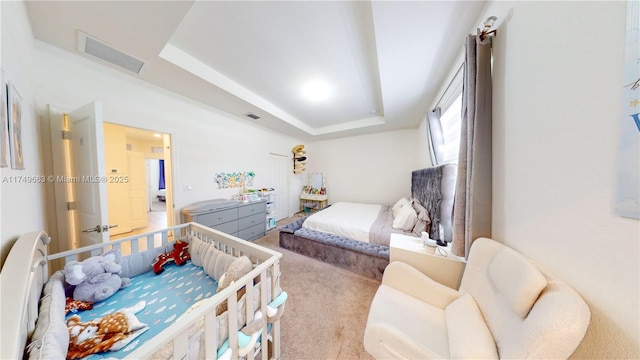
<box><xmin>157</xmin><ymin>188</ymin><xmax>166</xmax><ymax>202</ymax></box>
<box><xmin>279</xmin><ymin>164</ymin><xmax>456</xmax><ymax>280</ymax></box>
<box><xmin>1</xmin><ymin>222</ymin><xmax>285</xmax><ymax>360</ymax></box>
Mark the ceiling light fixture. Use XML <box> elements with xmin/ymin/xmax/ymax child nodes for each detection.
<box><xmin>302</xmin><ymin>80</ymin><xmax>332</xmax><ymax>102</ymax></box>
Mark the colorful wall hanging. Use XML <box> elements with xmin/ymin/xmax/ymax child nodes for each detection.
<box><xmin>215</xmin><ymin>171</ymin><xmax>255</xmax><ymax>189</ymax></box>
<box><xmin>614</xmin><ymin>0</ymin><xmax>639</xmax><ymax>219</ymax></box>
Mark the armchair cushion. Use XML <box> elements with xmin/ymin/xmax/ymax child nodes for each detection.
<box><xmin>364</xmin><ymin>285</ymin><xmax>449</xmax><ymax>359</ymax></box>
<box><xmin>487</xmin><ymin>246</ymin><xmax>547</xmax><ymax>318</ymax></box>
<box><xmin>445</xmin><ymin>294</ymin><xmax>498</xmax><ymax>359</ymax></box>
<box><xmin>382</xmin><ymin>262</ymin><xmax>458</xmax><ymax>309</ymax></box>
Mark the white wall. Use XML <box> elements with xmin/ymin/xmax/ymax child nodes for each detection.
<box><xmin>32</xmin><ymin>42</ymin><xmax>305</xmax><ymax>225</ymax></box>
<box><xmin>477</xmin><ymin>1</ymin><xmax>637</xmax><ymax>357</ymax></box>
<box><xmin>0</xmin><ymin>2</ymin><xmax>46</xmax><ymax>269</ymax></box>
<box><xmin>307</xmin><ymin>129</ymin><xmax>419</xmax><ymax>205</ymax></box>
<box><xmin>416</xmin><ymin>118</ymin><xmax>432</xmax><ymax>169</ymax></box>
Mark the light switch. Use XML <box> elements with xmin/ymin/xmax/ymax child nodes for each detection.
<box><xmin>183</xmin><ymin>184</ymin><xmax>193</xmax><ymax>191</ymax></box>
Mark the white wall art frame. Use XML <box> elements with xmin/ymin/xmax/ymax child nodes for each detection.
<box><xmin>0</xmin><ymin>70</ymin><xmax>8</xmax><ymax>168</ymax></box>
<box><xmin>7</xmin><ymin>82</ymin><xmax>24</xmax><ymax>170</ymax></box>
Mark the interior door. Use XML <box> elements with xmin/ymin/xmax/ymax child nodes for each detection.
<box><xmin>128</xmin><ymin>151</ymin><xmax>148</xmax><ymax>229</ymax></box>
<box><xmin>68</xmin><ymin>102</ymin><xmax>110</xmax><ymax>247</ymax></box>
<box><xmin>270</xmin><ymin>153</ymin><xmax>289</xmax><ymax>220</ymax></box>
<box><xmin>162</xmin><ymin>134</ymin><xmax>175</xmax><ymax>227</ymax></box>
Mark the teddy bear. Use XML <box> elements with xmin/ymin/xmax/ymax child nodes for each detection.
<box><xmin>67</xmin><ymin>301</ymin><xmax>148</xmax><ymax>359</ymax></box>
<box><xmin>151</xmin><ymin>240</ymin><xmax>190</xmax><ymax>274</ymax></box>
<box><xmin>63</xmin><ymin>249</ymin><xmax>130</xmax><ymax>303</ymax></box>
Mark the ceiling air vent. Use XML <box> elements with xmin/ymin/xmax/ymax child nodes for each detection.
<box><xmin>77</xmin><ymin>31</ymin><xmax>144</xmax><ymax>74</ymax></box>
<box><xmin>244</xmin><ymin>113</ymin><xmax>261</xmax><ymax>120</ymax></box>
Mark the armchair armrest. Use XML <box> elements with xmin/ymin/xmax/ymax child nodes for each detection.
<box><xmin>382</xmin><ymin>261</ymin><xmax>459</xmax><ymax>309</ymax></box>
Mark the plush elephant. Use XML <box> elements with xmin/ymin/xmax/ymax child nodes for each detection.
<box><xmin>63</xmin><ymin>250</ymin><xmax>131</xmax><ymax>303</ymax></box>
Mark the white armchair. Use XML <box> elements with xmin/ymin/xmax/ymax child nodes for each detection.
<box><xmin>364</xmin><ymin>237</ymin><xmax>590</xmax><ymax>359</ymax></box>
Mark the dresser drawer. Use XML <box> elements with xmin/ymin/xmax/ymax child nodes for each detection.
<box><xmin>238</xmin><ymin>222</ymin><xmax>265</xmax><ymax>241</ymax></box>
<box><xmin>196</xmin><ymin>208</ymin><xmax>238</xmax><ymax>227</ymax></box>
<box><xmin>212</xmin><ymin>220</ymin><xmax>239</xmax><ymax>235</ymax></box>
<box><xmin>238</xmin><ymin>213</ymin><xmax>264</xmax><ymax>230</ymax></box>
<box><xmin>239</xmin><ymin>202</ymin><xmax>266</xmax><ymax>218</ymax></box>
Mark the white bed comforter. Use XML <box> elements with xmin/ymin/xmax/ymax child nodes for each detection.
<box><xmin>302</xmin><ymin>202</ymin><xmax>382</xmax><ymax>243</ymax></box>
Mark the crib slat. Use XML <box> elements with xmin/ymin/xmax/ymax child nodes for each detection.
<box><xmin>260</xmin><ymin>270</ymin><xmax>268</xmax><ymax>360</ymax></box>
<box><xmin>246</xmin><ymin>277</ymin><xmax>254</xmax><ymax>322</ymax></box>
<box><xmin>162</xmin><ymin>231</ymin><xmax>168</xmax><ymax>245</ymax></box>
<box><xmin>172</xmin><ymin>331</ymin><xmax>189</xmax><ymax>360</ymax></box>
<box><xmin>228</xmin><ymin>290</ymin><xmax>239</xmax><ymax>359</ymax></box>
<box><xmin>131</xmin><ymin>239</ymin><xmax>139</xmax><ymax>254</ymax></box>
<box><xmin>65</xmin><ymin>254</ymin><xmax>76</xmax><ymax>264</ymax></box>
<box><xmin>147</xmin><ymin>235</ymin><xmax>154</xmax><ymax>251</ymax></box>
<box><xmin>271</xmin><ymin>262</ymin><xmax>281</xmax><ymax>360</ymax></box>
<box><xmin>204</xmin><ymin>311</ymin><xmax>217</xmax><ymax>359</ymax></box>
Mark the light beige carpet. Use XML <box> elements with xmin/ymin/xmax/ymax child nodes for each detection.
<box><xmin>254</xmin><ymin>218</ymin><xmax>378</xmax><ymax>360</ymax></box>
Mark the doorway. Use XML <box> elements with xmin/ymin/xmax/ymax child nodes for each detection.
<box><xmin>46</xmin><ymin>103</ymin><xmax>175</xmax><ymax>254</ymax></box>
<box><xmin>108</xmin><ymin>125</ymin><xmax>172</xmax><ymax>240</ymax></box>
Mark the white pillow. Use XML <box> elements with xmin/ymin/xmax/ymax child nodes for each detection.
<box><xmin>392</xmin><ymin>203</ymin><xmax>418</xmax><ymax>231</ymax></box>
<box><xmin>392</xmin><ymin>197</ymin><xmax>410</xmax><ymax>218</ymax></box>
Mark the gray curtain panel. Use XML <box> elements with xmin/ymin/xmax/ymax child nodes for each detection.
<box><xmin>427</xmin><ymin>108</ymin><xmax>444</xmax><ymax>166</ymax></box>
<box><xmin>451</xmin><ymin>34</ymin><xmax>493</xmax><ymax>258</ymax></box>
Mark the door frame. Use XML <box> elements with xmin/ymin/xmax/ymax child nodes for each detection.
<box><xmin>107</xmin><ymin>124</ymin><xmax>176</xmax><ymax>230</ymax></box>
<box><xmin>47</xmin><ymin>107</ymin><xmax>177</xmax><ymax>250</ymax></box>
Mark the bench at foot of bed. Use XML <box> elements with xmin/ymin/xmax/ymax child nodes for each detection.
<box><xmin>279</xmin><ymin>219</ymin><xmax>389</xmax><ymax>281</ymax></box>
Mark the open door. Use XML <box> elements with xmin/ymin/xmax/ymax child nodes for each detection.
<box><xmin>69</xmin><ymin>102</ymin><xmax>111</xmax><ymax>247</ymax></box>
<box><xmin>163</xmin><ymin>134</ymin><xmax>175</xmax><ymax>228</ymax></box>
<box><xmin>50</xmin><ymin>102</ymin><xmax>111</xmax><ymax>249</ymax></box>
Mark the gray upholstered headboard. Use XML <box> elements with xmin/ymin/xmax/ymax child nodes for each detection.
<box><xmin>411</xmin><ymin>164</ymin><xmax>457</xmax><ymax>242</ymax></box>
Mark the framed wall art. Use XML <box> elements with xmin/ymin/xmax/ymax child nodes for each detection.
<box><xmin>0</xmin><ymin>70</ymin><xmax>8</xmax><ymax>168</ymax></box>
<box><xmin>7</xmin><ymin>82</ymin><xmax>24</xmax><ymax>170</ymax></box>
<box><xmin>614</xmin><ymin>0</ymin><xmax>639</xmax><ymax>219</ymax></box>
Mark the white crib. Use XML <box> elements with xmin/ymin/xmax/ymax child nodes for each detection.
<box><xmin>0</xmin><ymin>222</ymin><xmax>283</xmax><ymax>359</ymax></box>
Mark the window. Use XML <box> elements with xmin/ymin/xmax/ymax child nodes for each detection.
<box><xmin>439</xmin><ymin>94</ymin><xmax>462</xmax><ymax>164</ymax></box>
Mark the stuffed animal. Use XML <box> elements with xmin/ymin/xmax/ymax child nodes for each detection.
<box><xmin>215</xmin><ymin>255</ymin><xmax>253</xmax><ymax>316</ymax></box>
<box><xmin>65</xmin><ymin>298</ymin><xmax>94</xmax><ymax>314</ymax></box>
<box><xmin>152</xmin><ymin>240</ymin><xmax>191</xmax><ymax>274</ymax></box>
<box><xmin>63</xmin><ymin>250</ymin><xmax>130</xmax><ymax>303</ymax></box>
<box><xmin>67</xmin><ymin>301</ymin><xmax>148</xmax><ymax>359</ymax></box>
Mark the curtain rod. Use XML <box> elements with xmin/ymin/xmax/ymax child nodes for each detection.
<box><xmin>479</xmin><ymin>16</ymin><xmax>498</xmax><ymax>41</ymax></box>
<box><xmin>433</xmin><ymin>16</ymin><xmax>497</xmax><ymax>110</ymax></box>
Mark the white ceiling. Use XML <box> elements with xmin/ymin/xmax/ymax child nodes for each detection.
<box><xmin>25</xmin><ymin>1</ymin><xmax>486</xmax><ymax>140</ymax></box>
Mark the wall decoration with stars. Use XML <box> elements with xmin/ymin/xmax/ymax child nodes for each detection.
<box><xmin>614</xmin><ymin>0</ymin><xmax>640</xmax><ymax>220</ymax></box>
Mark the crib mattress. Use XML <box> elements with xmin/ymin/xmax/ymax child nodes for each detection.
<box><xmin>67</xmin><ymin>261</ymin><xmax>216</xmax><ymax>359</ymax></box>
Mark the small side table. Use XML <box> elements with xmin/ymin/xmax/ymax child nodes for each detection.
<box><xmin>389</xmin><ymin>233</ymin><xmax>466</xmax><ymax>289</ymax></box>
<box><xmin>299</xmin><ymin>193</ymin><xmax>328</xmax><ymax>212</ymax></box>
